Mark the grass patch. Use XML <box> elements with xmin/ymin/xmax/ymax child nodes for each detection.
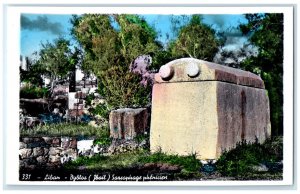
<box><xmin>20</xmin><ymin>123</ymin><xmax>110</xmax><ymax>139</ymax></box>
<box><xmin>138</xmin><ymin>151</ymin><xmax>201</xmax><ymax>172</ymax></box>
<box><xmin>65</xmin><ymin>150</ymin><xmax>202</xmax><ymax>174</ymax></box>
<box><xmin>64</xmin><ymin>150</ymin><xmax>146</xmax><ymax>171</ymax></box>
<box><xmin>216</xmin><ymin>137</ymin><xmax>283</xmax><ymax>177</ymax></box>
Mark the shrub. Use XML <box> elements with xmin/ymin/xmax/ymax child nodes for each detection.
<box><xmin>97</xmin><ymin>66</ymin><xmax>151</xmax><ymax>109</ymax></box>
<box><xmin>90</xmin><ymin>103</ymin><xmax>110</xmax><ymax>120</ymax></box>
<box><xmin>20</xmin><ymin>85</ymin><xmax>49</xmax><ymax>99</ymax></box>
<box><xmin>138</xmin><ymin>151</ymin><xmax>201</xmax><ymax>172</ymax></box>
<box><xmin>216</xmin><ymin>137</ymin><xmax>283</xmax><ymax>177</ymax></box>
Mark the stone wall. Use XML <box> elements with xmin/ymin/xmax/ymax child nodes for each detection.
<box><xmin>19</xmin><ymin>136</ymin><xmax>149</xmax><ymax>170</ymax></box>
<box><xmin>19</xmin><ymin>137</ymin><xmax>77</xmax><ymax>170</ymax></box>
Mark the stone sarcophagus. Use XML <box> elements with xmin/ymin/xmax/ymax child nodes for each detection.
<box><xmin>150</xmin><ymin>58</ymin><xmax>271</xmax><ymax>160</ymax></box>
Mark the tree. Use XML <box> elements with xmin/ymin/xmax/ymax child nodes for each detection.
<box><xmin>34</xmin><ymin>38</ymin><xmax>79</xmax><ymax>92</ymax></box>
<box><xmin>169</xmin><ymin>15</ymin><xmax>221</xmax><ymax>61</ymax></box>
<box><xmin>20</xmin><ymin>56</ymin><xmax>44</xmax><ymax>87</ymax></box>
<box><xmin>239</xmin><ymin>13</ymin><xmax>283</xmax><ymax>136</ymax></box>
<box><xmin>71</xmin><ymin>14</ymin><xmax>162</xmax><ymax>75</ymax></box>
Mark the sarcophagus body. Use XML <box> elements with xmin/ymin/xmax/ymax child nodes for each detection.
<box><xmin>150</xmin><ymin>58</ymin><xmax>271</xmax><ymax>160</ymax></box>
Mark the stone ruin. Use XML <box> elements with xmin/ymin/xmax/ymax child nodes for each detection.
<box><xmin>150</xmin><ymin>58</ymin><xmax>271</xmax><ymax>160</ymax></box>
<box><xmin>109</xmin><ymin>108</ymin><xmax>148</xmax><ymax>140</ymax></box>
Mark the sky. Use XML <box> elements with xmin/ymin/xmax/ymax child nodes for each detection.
<box><xmin>20</xmin><ymin>14</ymin><xmax>248</xmax><ymax>57</ymax></box>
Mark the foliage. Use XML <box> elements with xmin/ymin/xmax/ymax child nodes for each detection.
<box><xmin>150</xmin><ymin>50</ymin><xmax>174</xmax><ymax>71</ymax></box>
<box><xmin>20</xmin><ymin>84</ymin><xmax>49</xmax><ymax>99</ymax></box>
<box><xmin>64</xmin><ymin>151</ymin><xmax>143</xmax><ymax>171</ymax></box>
<box><xmin>216</xmin><ymin>137</ymin><xmax>283</xmax><ymax>177</ymax></box>
<box><xmin>20</xmin><ymin>57</ymin><xmax>44</xmax><ymax>86</ymax></box>
<box><xmin>98</xmin><ymin>66</ymin><xmax>152</xmax><ymax>109</ymax></box>
<box><xmin>239</xmin><ymin>13</ymin><xmax>283</xmax><ymax>135</ymax></box>
<box><xmin>65</xmin><ymin>150</ymin><xmax>201</xmax><ymax>173</ymax></box>
<box><xmin>71</xmin><ymin>14</ymin><xmax>162</xmax><ymax>74</ymax></box>
<box><xmin>20</xmin><ymin>123</ymin><xmax>109</xmax><ymax>139</ymax></box>
<box><xmin>93</xmin><ymin>136</ymin><xmax>111</xmax><ymax>147</ymax></box>
<box><xmin>90</xmin><ymin>103</ymin><xmax>111</xmax><ymax>120</ymax></box>
<box><xmin>138</xmin><ymin>151</ymin><xmax>201</xmax><ymax>172</ymax></box>
<box><xmin>169</xmin><ymin>15</ymin><xmax>221</xmax><ymax>60</ymax></box>
<box><xmin>85</xmin><ymin>93</ymin><xmax>111</xmax><ymax>119</ymax></box>
<box><xmin>33</xmin><ymin>38</ymin><xmax>80</xmax><ymax>90</ymax></box>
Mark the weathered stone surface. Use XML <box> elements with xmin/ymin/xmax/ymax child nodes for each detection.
<box><xmin>49</xmin><ymin>155</ymin><xmax>61</xmax><ymax>163</ymax></box>
<box><xmin>19</xmin><ymin>148</ymin><xmax>32</xmax><ymax>159</ymax></box>
<box><xmin>33</xmin><ymin>137</ymin><xmax>43</xmax><ymax>142</ymax></box>
<box><xmin>69</xmin><ymin>138</ymin><xmax>77</xmax><ymax>149</ymax></box>
<box><xmin>19</xmin><ymin>136</ymin><xmax>78</xmax><ymax>169</ymax></box>
<box><xmin>61</xmin><ymin>137</ymin><xmax>77</xmax><ymax>149</ymax></box>
<box><xmin>22</xmin><ymin>137</ymin><xmax>33</xmax><ymax>144</ymax></box>
<box><xmin>251</xmin><ymin>164</ymin><xmax>269</xmax><ymax>172</ymax></box>
<box><xmin>27</xmin><ymin>141</ymin><xmax>46</xmax><ymax>148</ymax></box>
<box><xmin>49</xmin><ymin>147</ymin><xmax>62</xmax><ymax>156</ymax></box>
<box><xmin>36</xmin><ymin>156</ymin><xmax>47</xmax><ymax>164</ymax></box>
<box><xmin>52</xmin><ymin>138</ymin><xmax>61</xmax><ymax>147</ymax></box>
<box><xmin>109</xmin><ymin>108</ymin><xmax>148</xmax><ymax>139</ymax></box>
<box><xmin>109</xmin><ymin>109</ymin><xmax>127</xmax><ymax>139</ymax></box>
<box><xmin>150</xmin><ymin>58</ymin><xmax>271</xmax><ymax>160</ymax></box>
<box><xmin>42</xmin><ymin>137</ymin><xmax>53</xmax><ymax>144</ymax></box>
<box><xmin>20</xmin><ymin>142</ymin><xmax>27</xmax><ymax>149</ymax></box>
<box><xmin>215</xmin><ymin>82</ymin><xmax>271</xmax><ymax>156</ymax></box>
<box><xmin>61</xmin><ymin>137</ymin><xmax>70</xmax><ymax>149</ymax></box>
<box><xmin>123</xmin><ymin>108</ymin><xmax>148</xmax><ymax>139</ymax></box>
<box><xmin>33</xmin><ymin>147</ymin><xmax>44</xmax><ymax>157</ymax></box>
<box><xmin>44</xmin><ymin>148</ymin><xmax>49</xmax><ymax>155</ymax></box>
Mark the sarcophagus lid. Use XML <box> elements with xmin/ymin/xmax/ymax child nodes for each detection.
<box><xmin>155</xmin><ymin>58</ymin><xmax>265</xmax><ymax>89</ymax></box>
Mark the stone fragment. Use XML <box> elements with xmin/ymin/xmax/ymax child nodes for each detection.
<box><xmin>109</xmin><ymin>108</ymin><xmax>148</xmax><ymax>139</ymax></box>
<box><xmin>33</xmin><ymin>137</ymin><xmax>43</xmax><ymax>142</ymax></box>
<box><xmin>61</xmin><ymin>137</ymin><xmax>77</xmax><ymax>149</ymax></box>
<box><xmin>33</xmin><ymin>147</ymin><xmax>44</xmax><ymax>157</ymax></box>
<box><xmin>43</xmin><ymin>148</ymin><xmax>49</xmax><ymax>155</ymax></box>
<box><xmin>251</xmin><ymin>164</ymin><xmax>269</xmax><ymax>172</ymax></box>
<box><xmin>36</xmin><ymin>156</ymin><xmax>47</xmax><ymax>164</ymax></box>
<box><xmin>19</xmin><ymin>142</ymin><xmax>27</xmax><ymax>149</ymax></box>
<box><xmin>42</xmin><ymin>137</ymin><xmax>53</xmax><ymax>144</ymax></box>
<box><xmin>52</xmin><ymin>138</ymin><xmax>61</xmax><ymax>147</ymax></box>
<box><xmin>49</xmin><ymin>155</ymin><xmax>61</xmax><ymax>163</ymax></box>
<box><xmin>49</xmin><ymin>147</ymin><xmax>62</xmax><ymax>156</ymax></box>
<box><xmin>160</xmin><ymin>163</ymin><xmax>181</xmax><ymax>172</ymax></box>
<box><xmin>69</xmin><ymin>138</ymin><xmax>77</xmax><ymax>149</ymax></box>
<box><xmin>22</xmin><ymin>137</ymin><xmax>33</xmax><ymax>144</ymax></box>
<box><xmin>61</xmin><ymin>137</ymin><xmax>70</xmax><ymax>149</ymax></box>
<box><xmin>19</xmin><ymin>148</ymin><xmax>32</xmax><ymax>159</ymax></box>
